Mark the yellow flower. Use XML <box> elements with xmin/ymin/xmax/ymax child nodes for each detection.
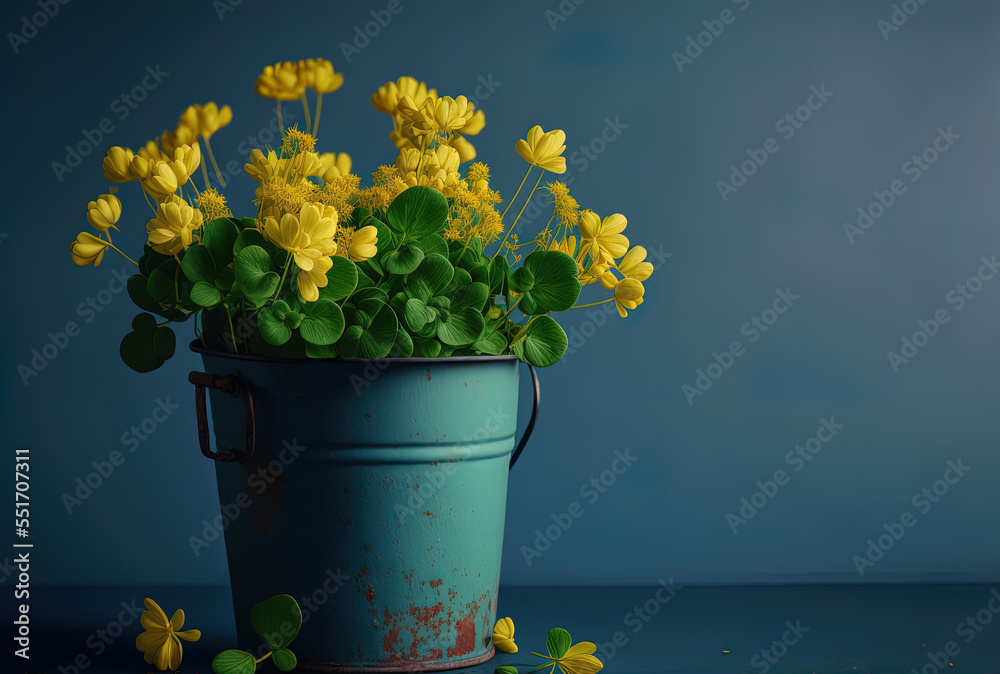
<box><xmin>398</xmin><ymin>95</ymin><xmax>474</xmax><ymax>137</ymax></box>
<box><xmin>265</xmin><ymin>202</ymin><xmax>338</xmax><ymax>270</ymax></box>
<box><xmin>297</xmin><ymin>254</ymin><xmax>333</xmax><ymax>302</ymax></box>
<box><xmin>299</xmin><ymin>58</ymin><xmax>344</xmax><ymax>94</ymax></box>
<box><xmin>255</xmin><ymin>61</ymin><xmax>304</xmax><ymax>100</ymax></box>
<box><xmin>320</xmin><ymin>152</ymin><xmax>352</xmax><ymax>181</ymax></box>
<box><xmin>612</xmin><ymin>278</ymin><xmax>645</xmax><ymax>318</ymax></box>
<box><xmin>347</xmin><ymin>225</ymin><xmax>378</xmax><ymax>262</ymax></box>
<box><xmin>142</xmin><ymin>162</ymin><xmax>179</xmax><ymax>201</ymax></box>
<box><xmin>546</xmin><ymin>234</ymin><xmax>577</xmax><ymax>258</ymax></box>
<box><xmin>135</xmin><ymin>598</ymin><xmax>201</xmax><ymax>672</ymax></box>
<box><xmin>103</xmin><ymin>146</ymin><xmax>136</xmax><ymax>183</ymax></box>
<box><xmin>70</xmin><ymin>232</ymin><xmax>110</xmax><ymax>267</ymax></box>
<box><xmin>171</xmin><ymin>143</ymin><xmax>202</xmax><ymax>184</ymax></box>
<box><xmin>130</xmin><ymin>155</ymin><xmax>156</xmax><ymax>181</ymax></box>
<box><xmin>371</xmin><ymin>76</ymin><xmax>436</xmax><ymax>116</ymax></box>
<box><xmin>289</xmin><ymin>151</ymin><xmax>324</xmax><ymax>177</ymax></box>
<box><xmin>196</xmin><ymin>102</ymin><xmax>232</xmax><ymax>140</ymax></box>
<box><xmin>86</xmin><ymin>194</ymin><xmax>121</xmax><ymax>232</ymax></box>
<box><xmin>146</xmin><ymin>196</ymin><xmax>203</xmax><ymax>255</ymax></box>
<box><xmin>282</xmin><ymin>125</ymin><xmax>317</xmax><ymax>156</ymax></box>
<box><xmin>492</xmin><ymin>617</ymin><xmax>517</xmax><ymax>653</ymax></box>
<box><xmin>616</xmin><ymin>245</ymin><xmax>653</xmax><ymax>281</ymax></box>
<box><xmin>197</xmin><ymin>188</ymin><xmax>232</xmax><ymax>222</ymax></box>
<box><xmin>161</xmin><ymin>120</ymin><xmax>198</xmax><ymax>155</ymax></box>
<box><xmin>578</xmin><ymin>211</ymin><xmax>628</xmax><ymax>263</ymax></box>
<box><xmin>516</xmin><ymin>125</ymin><xmax>567</xmax><ymax>174</ymax></box>
<box><xmin>244</xmin><ymin>149</ymin><xmax>280</xmax><ymax>182</ymax></box>
<box><xmin>137</xmin><ymin>139</ymin><xmax>168</xmax><ymax>163</ymax></box>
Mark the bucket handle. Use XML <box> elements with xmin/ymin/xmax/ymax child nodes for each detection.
<box><xmin>188</xmin><ymin>371</ymin><xmax>256</xmax><ymax>462</ymax></box>
<box><xmin>508</xmin><ymin>364</ymin><xmax>539</xmax><ymax>470</ymax></box>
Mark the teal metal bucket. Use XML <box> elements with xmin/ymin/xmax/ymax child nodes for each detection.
<box><xmin>188</xmin><ymin>344</ymin><xmax>538</xmax><ymax>671</ymax></box>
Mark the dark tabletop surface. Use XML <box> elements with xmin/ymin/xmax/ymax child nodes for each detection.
<box><xmin>13</xmin><ymin>584</ymin><xmax>1000</xmax><ymax>673</ymax></box>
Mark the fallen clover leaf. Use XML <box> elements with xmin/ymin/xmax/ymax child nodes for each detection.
<box><xmin>530</xmin><ymin>627</ymin><xmax>603</xmax><ymax>674</ymax></box>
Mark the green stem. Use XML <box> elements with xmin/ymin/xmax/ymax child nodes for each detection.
<box><xmin>569</xmin><ymin>298</ymin><xmax>614</xmax><ymax>310</ymax></box>
<box><xmin>276</xmin><ymin>101</ymin><xmax>283</xmax><ymax>135</ymax></box>
<box><xmin>172</xmin><ymin>255</ymin><xmax>181</xmax><ymax>303</ymax></box>
<box><xmin>500</xmin><ymin>166</ymin><xmax>532</xmax><ymax>221</ymax></box>
<box><xmin>108</xmin><ymin>243</ymin><xmax>138</xmax><ymax>266</ymax></box>
<box><xmin>225</xmin><ymin>305</ymin><xmax>239</xmax><ymax>354</ymax></box>
<box><xmin>512</xmin><ymin>315</ymin><xmax>539</xmax><ymax>342</ymax></box>
<box><xmin>255</xmin><ymin>651</ymin><xmax>273</xmax><ymax>665</ymax></box>
<box><xmin>493</xmin><ymin>170</ymin><xmax>545</xmax><ymax>260</ymax></box>
<box><xmin>274</xmin><ymin>255</ymin><xmax>293</xmax><ymax>300</ymax></box>
<box><xmin>497</xmin><ymin>294</ymin><xmax>522</xmax><ymax>323</ymax></box>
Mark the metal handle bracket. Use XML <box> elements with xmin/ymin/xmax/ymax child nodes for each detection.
<box><xmin>188</xmin><ymin>371</ymin><xmax>256</xmax><ymax>463</ymax></box>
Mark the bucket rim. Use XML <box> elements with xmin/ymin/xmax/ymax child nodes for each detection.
<box><xmin>189</xmin><ymin>341</ymin><xmax>519</xmax><ymax>365</ymax></box>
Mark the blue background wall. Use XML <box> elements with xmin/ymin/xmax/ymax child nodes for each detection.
<box><xmin>2</xmin><ymin>0</ymin><xmax>999</xmax><ymax>587</ymax></box>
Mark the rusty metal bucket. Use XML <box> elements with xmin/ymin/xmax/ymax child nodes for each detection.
<box><xmin>188</xmin><ymin>344</ymin><xmax>538</xmax><ymax>671</ymax></box>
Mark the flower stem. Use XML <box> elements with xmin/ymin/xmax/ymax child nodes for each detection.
<box><xmin>201</xmin><ymin>160</ymin><xmax>212</xmax><ymax>191</ymax></box>
<box><xmin>204</xmin><ymin>137</ymin><xmax>226</xmax><ymax>188</ymax></box>
<box><xmin>512</xmin><ymin>315</ymin><xmax>539</xmax><ymax>342</ymax></box>
<box><xmin>493</xmin><ymin>170</ymin><xmax>544</xmax><ymax>260</ymax></box>
<box><xmin>225</xmin><ymin>305</ymin><xmax>239</xmax><ymax>354</ymax></box>
<box><xmin>109</xmin><ymin>243</ymin><xmax>138</xmax><ymax>266</ymax></box>
<box><xmin>313</xmin><ymin>93</ymin><xmax>323</xmax><ymax>136</ymax></box>
<box><xmin>569</xmin><ymin>298</ymin><xmax>613</xmax><ymax>309</ymax></box>
<box><xmin>500</xmin><ymin>166</ymin><xmax>532</xmax><ymax>221</ymax></box>
<box><xmin>274</xmin><ymin>255</ymin><xmax>292</xmax><ymax>300</ymax></box>
<box><xmin>497</xmin><ymin>294</ymin><xmax>522</xmax><ymax>323</ymax></box>
<box><xmin>276</xmin><ymin>101</ymin><xmax>283</xmax><ymax>134</ymax></box>
<box><xmin>300</xmin><ymin>92</ymin><xmax>312</xmax><ymax>135</ymax></box>
<box><xmin>255</xmin><ymin>651</ymin><xmax>273</xmax><ymax>665</ymax></box>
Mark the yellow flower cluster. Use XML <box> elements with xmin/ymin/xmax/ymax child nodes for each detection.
<box><xmin>254</xmin><ymin>58</ymin><xmax>343</xmax><ymax>137</ymax></box>
<box><xmin>543</xmin><ymin>208</ymin><xmax>652</xmax><ymax>317</ymax></box>
<box><xmin>354</xmin><ymin>165</ymin><xmax>404</xmax><ymax>213</ymax></box>
<box><xmin>443</xmin><ymin>169</ymin><xmax>504</xmax><ymax>244</ymax></box>
<box><xmin>371</xmin><ymin>76</ymin><xmax>485</xmax><ymax>163</ymax></box>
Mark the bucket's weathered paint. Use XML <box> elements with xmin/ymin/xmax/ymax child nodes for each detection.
<box><xmin>191</xmin><ymin>346</ymin><xmax>531</xmax><ymax>671</ymax></box>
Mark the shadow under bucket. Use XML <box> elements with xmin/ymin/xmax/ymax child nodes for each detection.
<box><xmin>188</xmin><ymin>343</ymin><xmax>538</xmax><ymax>671</ymax></box>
